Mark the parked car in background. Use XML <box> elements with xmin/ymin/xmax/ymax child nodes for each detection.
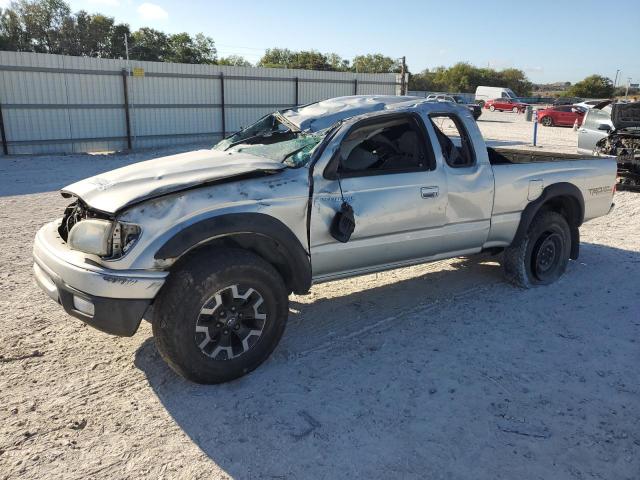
<box><xmin>574</xmin><ymin>99</ymin><xmax>608</xmax><ymax>110</ymax></box>
<box><xmin>577</xmin><ymin>103</ymin><xmax>614</xmax><ymax>154</ymax></box>
<box><xmin>578</xmin><ymin>101</ymin><xmax>640</xmax><ymax>190</ymax></box>
<box><xmin>484</xmin><ymin>98</ymin><xmax>528</xmax><ymax>113</ymax></box>
<box><xmin>425</xmin><ymin>94</ymin><xmax>482</xmax><ymax>119</ymax></box>
<box><xmin>475</xmin><ymin>86</ymin><xmax>518</xmax><ymax>103</ymax></box>
<box><xmin>537</xmin><ymin>105</ymin><xmax>586</xmax><ymax>127</ymax></box>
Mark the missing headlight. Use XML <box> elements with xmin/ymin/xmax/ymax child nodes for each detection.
<box><xmin>110</xmin><ymin>222</ymin><xmax>142</xmax><ymax>259</ymax></box>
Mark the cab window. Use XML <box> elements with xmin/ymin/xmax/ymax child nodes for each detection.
<box><xmin>334</xmin><ymin>115</ymin><xmax>435</xmax><ymax>177</ymax></box>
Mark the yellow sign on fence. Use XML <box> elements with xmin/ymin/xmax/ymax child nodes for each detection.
<box><xmin>132</xmin><ymin>67</ymin><xmax>145</xmax><ymax>77</ymax></box>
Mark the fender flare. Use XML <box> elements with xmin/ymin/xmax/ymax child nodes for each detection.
<box><xmin>154</xmin><ymin>213</ymin><xmax>312</xmax><ymax>294</ymax></box>
<box><xmin>512</xmin><ymin>182</ymin><xmax>584</xmax><ymax>260</ymax></box>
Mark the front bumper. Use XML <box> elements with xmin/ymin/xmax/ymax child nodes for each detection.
<box><xmin>33</xmin><ymin>221</ymin><xmax>168</xmax><ymax>336</ymax></box>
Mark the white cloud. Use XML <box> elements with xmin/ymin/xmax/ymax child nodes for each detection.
<box><xmin>137</xmin><ymin>2</ymin><xmax>168</xmax><ymax>21</ymax></box>
<box><xmin>87</xmin><ymin>0</ymin><xmax>121</xmax><ymax>6</ymax></box>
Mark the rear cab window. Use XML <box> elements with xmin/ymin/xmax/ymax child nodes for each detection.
<box><xmin>428</xmin><ymin>114</ymin><xmax>476</xmax><ymax>168</ymax></box>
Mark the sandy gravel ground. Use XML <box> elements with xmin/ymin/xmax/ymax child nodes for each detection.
<box><xmin>1</xmin><ymin>111</ymin><xmax>639</xmax><ymax>480</ymax></box>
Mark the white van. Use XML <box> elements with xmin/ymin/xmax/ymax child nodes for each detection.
<box><xmin>475</xmin><ymin>86</ymin><xmax>518</xmax><ymax>102</ymax></box>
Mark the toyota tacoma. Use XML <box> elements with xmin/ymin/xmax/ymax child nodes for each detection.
<box><xmin>33</xmin><ymin>96</ymin><xmax>617</xmax><ymax>383</ymax></box>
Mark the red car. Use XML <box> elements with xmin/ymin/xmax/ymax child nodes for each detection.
<box><xmin>484</xmin><ymin>98</ymin><xmax>528</xmax><ymax>113</ymax></box>
<box><xmin>537</xmin><ymin>105</ymin><xmax>586</xmax><ymax>127</ymax></box>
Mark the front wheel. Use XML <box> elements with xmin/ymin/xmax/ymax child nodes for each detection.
<box><xmin>541</xmin><ymin>116</ymin><xmax>553</xmax><ymax>127</ymax></box>
<box><xmin>502</xmin><ymin>211</ymin><xmax>571</xmax><ymax>288</ymax></box>
<box><xmin>153</xmin><ymin>248</ymin><xmax>289</xmax><ymax>384</ymax></box>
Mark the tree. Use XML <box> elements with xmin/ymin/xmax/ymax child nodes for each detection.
<box><xmin>59</xmin><ymin>11</ymin><xmax>114</xmax><ymax>57</ymax></box>
<box><xmin>14</xmin><ymin>0</ymin><xmax>71</xmax><ymax>53</ymax></box>
<box><xmin>192</xmin><ymin>33</ymin><xmax>216</xmax><ymax>64</ymax></box>
<box><xmin>258</xmin><ymin>48</ymin><xmax>332</xmax><ymax>70</ymax></box>
<box><xmin>326</xmin><ymin>52</ymin><xmax>350</xmax><ymax>71</ymax></box>
<box><xmin>129</xmin><ymin>27</ymin><xmax>169</xmax><ymax>62</ymax></box>
<box><xmin>409</xmin><ymin>68</ymin><xmax>438</xmax><ymax>91</ymax></box>
<box><xmin>0</xmin><ymin>7</ymin><xmax>24</xmax><ymax>50</ymax></box>
<box><xmin>0</xmin><ymin>0</ymin><xmax>214</xmax><ymax>64</ymax></box>
<box><xmin>108</xmin><ymin>22</ymin><xmax>131</xmax><ymax>59</ymax></box>
<box><xmin>218</xmin><ymin>54</ymin><xmax>251</xmax><ymax>67</ymax></box>
<box><xmin>566</xmin><ymin>75</ymin><xmax>614</xmax><ymax>98</ymax></box>
<box><xmin>351</xmin><ymin>53</ymin><xmax>399</xmax><ymax>73</ymax></box>
<box><xmin>408</xmin><ymin>62</ymin><xmax>532</xmax><ymax>96</ymax></box>
<box><xmin>165</xmin><ymin>32</ymin><xmax>200</xmax><ymax>64</ymax></box>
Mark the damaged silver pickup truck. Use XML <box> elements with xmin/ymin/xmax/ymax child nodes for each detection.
<box><xmin>33</xmin><ymin>96</ymin><xmax>616</xmax><ymax>383</ymax></box>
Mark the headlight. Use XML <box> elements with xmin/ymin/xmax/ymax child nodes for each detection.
<box><xmin>67</xmin><ymin>219</ymin><xmax>141</xmax><ymax>258</ymax></box>
<box><xmin>68</xmin><ymin>219</ymin><xmax>113</xmax><ymax>256</ymax></box>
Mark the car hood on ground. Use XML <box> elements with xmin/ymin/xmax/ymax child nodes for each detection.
<box><xmin>61</xmin><ymin>149</ymin><xmax>285</xmax><ymax>214</ymax></box>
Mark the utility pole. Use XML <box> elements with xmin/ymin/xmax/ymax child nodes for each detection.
<box><xmin>614</xmin><ymin>69</ymin><xmax>620</xmax><ymax>89</ymax></box>
<box><xmin>400</xmin><ymin>56</ymin><xmax>406</xmax><ymax>95</ymax></box>
<box><xmin>124</xmin><ymin>34</ymin><xmax>135</xmax><ymax>148</ymax></box>
<box><xmin>625</xmin><ymin>77</ymin><xmax>631</xmax><ymax>101</ymax></box>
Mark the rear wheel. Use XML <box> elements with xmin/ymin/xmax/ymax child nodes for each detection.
<box><xmin>489</xmin><ymin>105</ymin><xmax>496</xmax><ymax>112</ymax></box>
<box><xmin>512</xmin><ymin>106</ymin><xmax>519</xmax><ymax>113</ymax></box>
<box><xmin>502</xmin><ymin>211</ymin><xmax>571</xmax><ymax>288</ymax></box>
<box><xmin>153</xmin><ymin>248</ymin><xmax>289</xmax><ymax>384</ymax></box>
<box><xmin>541</xmin><ymin>116</ymin><xmax>553</xmax><ymax>126</ymax></box>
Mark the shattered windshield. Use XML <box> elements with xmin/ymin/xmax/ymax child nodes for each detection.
<box><xmin>213</xmin><ymin>113</ymin><xmax>325</xmax><ymax>167</ymax></box>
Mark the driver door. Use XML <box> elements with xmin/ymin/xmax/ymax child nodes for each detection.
<box><xmin>309</xmin><ymin>112</ymin><xmax>448</xmax><ymax>281</ymax></box>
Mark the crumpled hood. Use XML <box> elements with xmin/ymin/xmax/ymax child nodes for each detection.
<box><xmin>611</xmin><ymin>102</ymin><xmax>640</xmax><ymax>131</ymax></box>
<box><xmin>62</xmin><ymin>149</ymin><xmax>285</xmax><ymax>214</ymax></box>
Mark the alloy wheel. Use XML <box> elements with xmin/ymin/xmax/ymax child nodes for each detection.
<box><xmin>194</xmin><ymin>284</ymin><xmax>267</xmax><ymax>360</ymax></box>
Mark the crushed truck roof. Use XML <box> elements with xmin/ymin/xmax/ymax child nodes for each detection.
<box><xmin>281</xmin><ymin>95</ymin><xmax>437</xmax><ymax>132</ymax></box>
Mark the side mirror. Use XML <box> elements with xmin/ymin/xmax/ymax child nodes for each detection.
<box><xmin>330</xmin><ymin>202</ymin><xmax>355</xmax><ymax>243</ymax></box>
<box><xmin>597</xmin><ymin>124</ymin><xmax>611</xmax><ymax>131</ymax></box>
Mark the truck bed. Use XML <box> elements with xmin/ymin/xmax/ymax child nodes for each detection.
<box><xmin>487</xmin><ymin>147</ymin><xmax>599</xmax><ymax>165</ymax></box>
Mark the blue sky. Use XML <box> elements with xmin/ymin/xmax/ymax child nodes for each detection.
<box><xmin>61</xmin><ymin>0</ymin><xmax>639</xmax><ymax>84</ymax></box>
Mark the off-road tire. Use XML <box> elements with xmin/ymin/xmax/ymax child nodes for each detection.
<box><xmin>502</xmin><ymin>211</ymin><xmax>571</xmax><ymax>288</ymax></box>
<box><xmin>153</xmin><ymin>248</ymin><xmax>289</xmax><ymax>384</ymax></box>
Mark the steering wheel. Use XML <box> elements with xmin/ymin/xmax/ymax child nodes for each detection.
<box><xmin>368</xmin><ymin>135</ymin><xmax>401</xmax><ymax>169</ymax></box>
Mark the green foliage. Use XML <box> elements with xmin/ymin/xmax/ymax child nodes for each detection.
<box><xmin>258</xmin><ymin>48</ymin><xmax>337</xmax><ymax>70</ymax></box>
<box><xmin>351</xmin><ymin>53</ymin><xmax>400</xmax><ymax>73</ymax></box>
<box><xmin>613</xmin><ymin>86</ymin><xmax>639</xmax><ymax>97</ymax></box>
<box><xmin>565</xmin><ymin>75</ymin><xmax>614</xmax><ymax>98</ymax></box>
<box><xmin>218</xmin><ymin>55</ymin><xmax>252</xmax><ymax>67</ymax></box>
<box><xmin>164</xmin><ymin>32</ymin><xmax>216</xmax><ymax>64</ymax></box>
<box><xmin>129</xmin><ymin>27</ymin><xmax>168</xmax><ymax>61</ymax></box>
<box><xmin>257</xmin><ymin>49</ymin><xmax>400</xmax><ymax>73</ymax></box>
<box><xmin>0</xmin><ymin>0</ymin><xmax>216</xmax><ymax>64</ymax></box>
<box><xmin>409</xmin><ymin>62</ymin><xmax>532</xmax><ymax>96</ymax></box>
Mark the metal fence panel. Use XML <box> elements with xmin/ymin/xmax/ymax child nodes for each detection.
<box><xmin>0</xmin><ymin>52</ymin><xmax>401</xmax><ymax>156</ymax></box>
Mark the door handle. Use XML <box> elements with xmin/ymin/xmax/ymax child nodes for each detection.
<box><xmin>421</xmin><ymin>186</ymin><xmax>439</xmax><ymax>199</ymax></box>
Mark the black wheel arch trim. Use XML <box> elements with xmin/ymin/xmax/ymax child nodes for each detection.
<box><xmin>154</xmin><ymin>213</ymin><xmax>312</xmax><ymax>294</ymax></box>
<box><xmin>512</xmin><ymin>182</ymin><xmax>584</xmax><ymax>260</ymax></box>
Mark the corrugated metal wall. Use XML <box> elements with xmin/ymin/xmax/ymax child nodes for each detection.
<box><xmin>0</xmin><ymin>52</ymin><xmax>402</xmax><ymax>155</ymax></box>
